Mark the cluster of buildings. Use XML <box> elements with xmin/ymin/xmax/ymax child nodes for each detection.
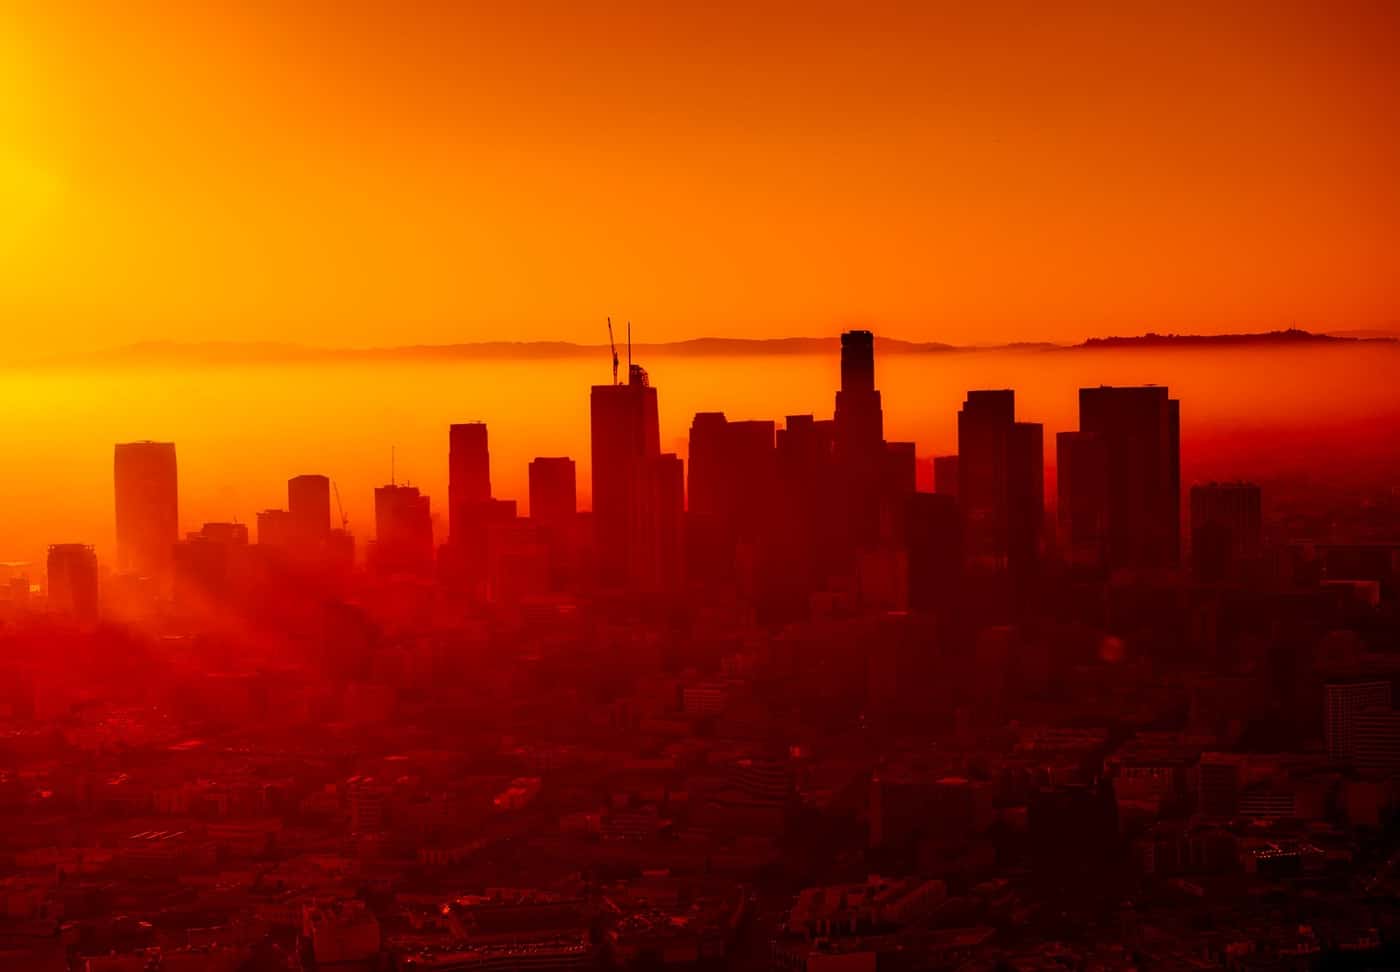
<box><xmin>0</xmin><ymin>332</ymin><xmax>1398</xmax><ymax>970</ymax></box>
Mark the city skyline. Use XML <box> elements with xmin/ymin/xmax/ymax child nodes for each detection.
<box><xmin>3</xmin><ymin>5</ymin><xmax>1400</xmax><ymax>966</ymax></box>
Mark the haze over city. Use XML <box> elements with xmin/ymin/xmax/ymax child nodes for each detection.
<box><xmin>2</xmin><ymin>5</ymin><xmax>1400</xmax><ymax>972</ymax></box>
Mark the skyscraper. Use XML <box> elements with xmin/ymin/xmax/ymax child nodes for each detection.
<box><xmin>834</xmin><ymin>329</ymin><xmax>885</xmax><ymax>551</ymax></box>
<box><xmin>448</xmin><ymin>423</ymin><xmax>491</xmax><ymax>543</ymax></box>
<box><xmin>372</xmin><ymin>484</ymin><xmax>434</xmax><ymax>576</ymax></box>
<box><xmin>687</xmin><ymin>412</ymin><xmax>730</xmax><ymax>518</ymax></box>
<box><xmin>1068</xmin><ymin>386</ymin><xmax>1181</xmax><ymax>571</ymax></box>
<box><xmin>956</xmin><ymin>391</ymin><xmax>1042</xmax><ymax>575</ymax></box>
<box><xmin>1056</xmin><ymin>431</ymin><xmax>1109</xmax><ymax>570</ymax></box>
<box><xmin>114</xmin><ymin>441</ymin><xmax>178</xmax><ymax>580</ymax></box>
<box><xmin>626</xmin><ymin>452</ymin><xmax>685</xmax><ymax>592</ymax></box>
<box><xmin>725</xmin><ymin>420</ymin><xmax>778</xmax><ymax>544</ymax></box>
<box><xmin>47</xmin><ymin>543</ymin><xmax>99</xmax><ymax>622</ymax></box>
<box><xmin>288</xmin><ymin>474</ymin><xmax>333</xmax><ymax>546</ymax></box>
<box><xmin>590</xmin><ymin>363</ymin><xmax>661</xmax><ymax>585</ymax></box>
<box><xmin>529</xmin><ymin>457</ymin><xmax>577</xmax><ymax>529</ymax></box>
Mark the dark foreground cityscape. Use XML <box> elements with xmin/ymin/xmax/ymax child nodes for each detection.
<box><xmin>3</xmin><ymin>331</ymin><xmax>1400</xmax><ymax>972</ymax></box>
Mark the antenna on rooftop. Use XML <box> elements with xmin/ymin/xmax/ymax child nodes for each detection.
<box><xmin>607</xmin><ymin>317</ymin><xmax>619</xmax><ymax>385</ymax></box>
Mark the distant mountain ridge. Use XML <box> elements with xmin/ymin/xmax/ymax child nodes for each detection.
<box><xmin>1072</xmin><ymin>327</ymin><xmax>1391</xmax><ymax>350</ymax></box>
<box><xmin>11</xmin><ymin>328</ymin><xmax>1390</xmax><ymax>369</ymax></box>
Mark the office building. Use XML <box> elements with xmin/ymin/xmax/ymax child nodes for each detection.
<box><xmin>626</xmin><ymin>453</ymin><xmax>685</xmax><ymax>592</ymax></box>
<box><xmin>173</xmin><ymin>522</ymin><xmax>252</xmax><ymax>608</ymax></box>
<box><xmin>288</xmin><ymin>474</ymin><xmax>333</xmax><ymax>544</ymax></box>
<box><xmin>956</xmin><ymin>390</ymin><xmax>1042</xmax><ymax>574</ymax></box>
<box><xmin>1056</xmin><ymin>431</ymin><xmax>1109</xmax><ymax>570</ymax></box>
<box><xmin>256</xmin><ymin>508</ymin><xmax>295</xmax><ymax>549</ymax></box>
<box><xmin>1325</xmin><ymin>680</ymin><xmax>1392</xmax><ymax>762</ymax></box>
<box><xmin>1064</xmin><ymin>386</ymin><xmax>1181</xmax><ymax>571</ymax></box>
<box><xmin>687</xmin><ymin>411</ymin><xmax>730</xmax><ymax>518</ymax></box>
<box><xmin>448</xmin><ymin>423</ymin><xmax>491</xmax><ymax>543</ymax></box>
<box><xmin>372</xmin><ymin>484</ymin><xmax>434</xmax><ymax>576</ymax></box>
<box><xmin>529</xmin><ymin>457</ymin><xmax>577</xmax><ymax>529</ymax></box>
<box><xmin>47</xmin><ymin>543</ymin><xmax>98</xmax><ymax>622</ymax></box>
<box><xmin>114</xmin><ymin>441</ymin><xmax>179</xmax><ymax>579</ymax></box>
<box><xmin>833</xmin><ymin>330</ymin><xmax>886</xmax><ymax>552</ymax></box>
<box><xmin>590</xmin><ymin>363</ymin><xmax>661</xmax><ymax>585</ymax></box>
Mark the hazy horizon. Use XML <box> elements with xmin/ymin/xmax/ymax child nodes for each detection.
<box><xmin>3</xmin><ymin>340</ymin><xmax>1396</xmax><ymax>572</ymax></box>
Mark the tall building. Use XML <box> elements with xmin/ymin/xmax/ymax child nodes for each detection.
<box><xmin>590</xmin><ymin>363</ymin><xmax>661</xmax><ymax>585</ymax></box>
<box><xmin>47</xmin><ymin>543</ymin><xmax>98</xmax><ymax>622</ymax></box>
<box><xmin>114</xmin><ymin>441</ymin><xmax>178</xmax><ymax>579</ymax></box>
<box><xmin>1056</xmin><ymin>431</ymin><xmax>1109</xmax><ymax>570</ymax></box>
<box><xmin>1190</xmin><ymin>482</ymin><xmax>1262</xmax><ymax>583</ymax></box>
<box><xmin>173</xmin><ymin>522</ymin><xmax>252</xmax><ymax>608</ymax></box>
<box><xmin>288</xmin><ymin>474</ymin><xmax>333</xmax><ymax>545</ymax></box>
<box><xmin>774</xmin><ymin>414</ymin><xmax>838</xmax><ymax>594</ymax></box>
<box><xmin>1325</xmin><ymin>680</ymin><xmax>1392</xmax><ymax>762</ymax></box>
<box><xmin>1064</xmin><ymin>386</ymin><xmax>1181</xmax><ymax>571</ymax></box>
<box><xmin>626</xmin><ymin>452</ymin><xmax>685</xmax><ymax>592</ymax></box>
<box><xmin>956</xmin><ymin>391</ymin><xmax>1042</xmax><ymax>574</ymax></box>
<box><xmin>687</xmin><ymin>412</ymin><xmax>730</xmax><ymax>518</ymax></box>
<box><xmin>834</xmin><ymin>330</ymin><xmax>885</xmax><ymax>552</ymax></box>
<box><xmin>529</xmin><ymin>457</ymin><xmax>577</xmax><ymax>529</ymax></box>
<box><xmin>256</xmin><ymin>508</ymin><xmax>295</xmax><ymax>549</ymax></box>
<box><xmin>725</xmin><ymin>420</ymin><xmax>778</xmax><ymax>543</ymax></box>
<box><xmin>372</xmin><ymin>484</ymin><xmax>434</xmax><ymax>576</ymax></box>
<box><xmin>448</xmin><ymin>423</ymin><xmax>491</xmax><ymax>543</ymax></box>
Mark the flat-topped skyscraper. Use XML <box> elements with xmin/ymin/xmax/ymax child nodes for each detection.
<box><xmin>1060</xmin><ymin>385</ymin><xmax>1181</xmax><ymax>571</ymax></box>
<box><xmin>590</xmin><ymin>363</ymin><xmax>661</xmax><ymax>584</ymax></box>
<box><xmin>449</xmin><ymin>422</ymin><xmax>492</xmax><ymax>543</ymax></box>
<box><xmin>114</xmin><ymin>441</ymin><xmax>178</xmax><ymax>580</ymax></box>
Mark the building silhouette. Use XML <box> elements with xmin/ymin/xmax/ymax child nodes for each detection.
<box><xmin>256</xmin><ymin>508</ymin><xmax>295</xmax><ymax>549</ymax></box>
<box><xmin>372</xmin><ymin>484</ymin><xmax>433</xmax><ymax>577</ymax></box>
<box><xmin>956</xmin><ymin>391</ymin><xmax>1042</xmax><ymax>576</ymax></box>
<box><xmin>1056</xmin><ymin>431</ymin><xmax>1109</xmax><ymax>571</ymax></box>
<box><xmin>47</xmin><ymin>543</ymin><xmax>99</xmax><ymax>622</ymax></box>
<box><xmin>1060</xmin><ymin>386</ymin><xmax>1180</xmax><ymax>572</ymax></box>
<box><xmin>528</xmin><ymin>457</ymin><xmax>577</xmax><ymax>529</ymax></box>
<box><xmin>173</xmin><ymin>522</ymin><xmax>251</xmax><ymax>608</ymax></box>
<box><xmin>590</xmin><ymin>363</ymin><xmax>661</xmax><ymax>586</ymax></box>
<box><xmin>687</xmin><ymin>412</ymin><xmax>731</xmax><ymax>520</ymax></box>
<box><xmin>114</xmin><ymin>441</ymin><xmax>178</xmax><ymax>580</ymax></box>
<box><xmin>289</xmin><ymin>474</ymin><xmax>332</xmax><ymax>546</ymax></box>
<box><xmin>834</xmin><ymin>330</ymin><xmax>885</xmax><ymax>552</ymax></box>
<box><xmin>448</xmin><ymin>423</ymin><xmax>491</xmax><ymax>544</ymax></box>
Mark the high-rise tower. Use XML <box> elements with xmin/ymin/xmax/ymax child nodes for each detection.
<box><xmin>114</xmin><ymin>441</ymin><xmax>178</xmax><ymax>580</ymax></box>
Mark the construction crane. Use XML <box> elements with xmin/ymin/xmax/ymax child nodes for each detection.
<box><xmin>332</xmin><ymin>479</ymin><xmax>349</xmax><ymax>531</ymax></box>
<box><xmin>607</xmin><ymin>317</ymin><xmax>619</xmax><ymax>385</ymax></box>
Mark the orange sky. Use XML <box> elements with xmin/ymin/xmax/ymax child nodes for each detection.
<box><xmin>2</xmin><ymin>1</ymin><xmax>1397</xmax><ymax>355</ymax></box>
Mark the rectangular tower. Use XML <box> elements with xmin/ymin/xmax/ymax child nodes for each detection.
<box><xmin>114</xmin><ymin>441</ymin><xmax>178</xmax><ymax>580</ymax></box>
